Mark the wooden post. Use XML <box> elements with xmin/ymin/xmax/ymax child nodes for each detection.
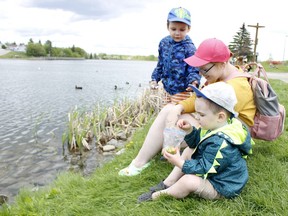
<box><xmin>248</xmin><ymin>23</ymin><xmax>265</xmax><ymax>62</ymax></box>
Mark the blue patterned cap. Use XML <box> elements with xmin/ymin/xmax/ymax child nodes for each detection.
<box><xmin>167</xmin><ymin>7</ymin><xmax>191</xmax><ymax>26</ymax></box>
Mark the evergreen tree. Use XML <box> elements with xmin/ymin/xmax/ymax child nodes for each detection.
<box><xmin>229</xmin><ymin>23</ymin><xmax>253</xmax><ymax>62</ymax></box>
<box><xmin>44</xmin><ymin>40</ymin><xmax>52</xmax><ymax>56</ymax></box>
<box><xmin>71</xmin><ymin>45</ymin><xmax>75</xmax><ymax>52</ymax></box>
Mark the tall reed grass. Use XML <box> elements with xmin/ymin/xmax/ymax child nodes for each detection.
<box><xmin>62</xmin><ymin>88</ymin><xmax>162</xmax><ymax>153</ymax></box>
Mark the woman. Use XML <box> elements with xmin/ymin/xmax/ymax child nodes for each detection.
<box><xmin>118</xmin><ymin>38</ymin><xmax>256</xmax><ymax>176</ymax></box>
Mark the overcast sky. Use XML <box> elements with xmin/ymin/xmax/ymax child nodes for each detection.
<box><xmin>1</xmin><ymin>0</ymin><xmax>287</xmax><ymax>61</ymax></box>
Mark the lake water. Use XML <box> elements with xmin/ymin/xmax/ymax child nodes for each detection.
<box><xmin>0</xmin><ymin>59</ymin><xmax>156</xmax><ymax>203</ymax></box>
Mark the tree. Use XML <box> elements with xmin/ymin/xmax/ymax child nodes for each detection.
<box><xmin>63</xmin><ymin>48</ymin><xmax>73</xmax><ymax>57</ymax></box>
<box><xmin>73</xmin><ymin>47</ymin><xmax>86</xmax><ymax>57</ymax></box>
<box><xmin>44</xmin><ymin>40</ymin><xmax>52</xmax><ymax>56</ymax></box>
<box><xmin>71</xmin><ymin>45</ymin><xmax>75</xmax><ymax>52</ymax></box>
<box><xmin>229</xmin><ymin>23</ymin><xmax>253</xmax><ymax>62</ymax></box>
<box><xmin>51</xmin><ymin>47</ymin><xmax>62</xmax><ymax>57</ymax></box>
<box><xmin>26</xmin><ymin>43</ymin><xmax>46</xmax><ymax>57</ymax></box>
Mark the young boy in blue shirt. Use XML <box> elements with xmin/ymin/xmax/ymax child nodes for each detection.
<box><xmin>118</xmin><ymin>7</ymin><xmax>201</xmax><ymax>177</ymax></box>
<box><xmin>150</xmin><ymin>7</ymin><xmax>200</xmax><ymax>106</ymax></box>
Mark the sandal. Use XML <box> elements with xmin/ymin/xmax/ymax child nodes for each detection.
<box><xmin>118</xmin><ymin>161</ymin><xmax>151</xmax><ymax>176</ymax></box>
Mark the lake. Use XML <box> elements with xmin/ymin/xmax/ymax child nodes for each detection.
<box><xmin>0</xmin><ymin>59</ymin><xmax>156</xmax><ymax>203</ymax></box>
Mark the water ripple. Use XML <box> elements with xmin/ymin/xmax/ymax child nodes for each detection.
<box><xmin>0</xmin><ymin>59</ymin><xmax>156</xmax><ymax>203</ymax></box>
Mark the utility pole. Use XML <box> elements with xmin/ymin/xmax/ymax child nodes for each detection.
<box><xmin>248</xmin><ymin>23</ymin><xmax>265</xmax><ymax>62</ymax></box>
<box><xmin>283</xmin><ymin>35</ymin><xmax>288</xmax><ymax>62</ymax></box>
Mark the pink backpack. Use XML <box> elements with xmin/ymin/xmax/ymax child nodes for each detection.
<box><xmin>226</xmin><ymin>63</ymin><xmax>286</xmax><ymax>141</ymax></box>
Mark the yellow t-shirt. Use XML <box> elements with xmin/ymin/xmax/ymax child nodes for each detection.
<box><xmin>178</xmin><ymin>77</ymin><xmax>256</xmax><ymax>127</ymax></box>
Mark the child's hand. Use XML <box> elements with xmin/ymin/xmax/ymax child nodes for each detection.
<box><xmin>163</xmin><ymin>147</ymin><xmax>184</xmax><ymax>168</ymax></box>
<box><xmin>177</xmin><ymin>119</ymin><xmax>191</xmax><ymax>131</ymax></box>
<box><xmin>149</xmin><ymin>80</ymin><xmax>158</xmax><ymax>89</ymax></box>
<box><xmin>186</xmin><ymin>80</ymin><xmax>198</xmax><ymax>91</ymax></box>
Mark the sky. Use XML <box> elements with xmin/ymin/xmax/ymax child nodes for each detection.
<box><xmin>0</xmin><ymin>0</ymin><xmax>288</xmax><ymax>61</ymax></box>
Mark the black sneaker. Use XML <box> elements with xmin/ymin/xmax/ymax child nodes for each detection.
<box><xmin>149</xmin><ymin>181</ymin><xmax>168</xmax><ymax>192</ymax></box>
<box><xmin>138</xmin><ymin>181</ymin><xmax>169</xmax><ymax>203</ymax></box>
<box><xmin>137</xmin><ymin>191</ymin><xmax>153</xmax><ymax>203</ymax></box>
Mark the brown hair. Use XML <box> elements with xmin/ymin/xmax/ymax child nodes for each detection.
<box><xmin>167</xmin><ymin>21</ymin><xmax>191</xmax><ymax>29</ymax></box>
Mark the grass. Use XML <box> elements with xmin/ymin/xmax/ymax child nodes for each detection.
<box><xmin>1</xmin><ymin>79</ymin><xmax>288</xmax><ymax>216</ymax></box>
<box><xmin>259</xmin><ymin>61</ymin><xmax>288</xmax><ymax>72</ymax></box>
<box><xmin>0</xmin><ymin>51</ymin><xmax>28</xmax><ymax>59</ymax></box>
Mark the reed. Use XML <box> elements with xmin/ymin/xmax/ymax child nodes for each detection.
<box><xmin>62</xmin><ymin>88</ymin><xmax>162</xmax><ymax>153</ymax></box>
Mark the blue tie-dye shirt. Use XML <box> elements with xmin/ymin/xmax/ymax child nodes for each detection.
<box><xmin>151</xmin><ymin>35</ymin><xmax>200</xmax><ymax>95</ymax></box>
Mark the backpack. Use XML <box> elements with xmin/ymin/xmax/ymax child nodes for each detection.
<box><xmin>226</xmin><ymin>63</ymin><xmax>286</xmax><ymax>141</ymax></box>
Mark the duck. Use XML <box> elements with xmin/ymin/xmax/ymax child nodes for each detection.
<box><xmin>114</xmin><ymin>85</ymin><xmax>123</xmax><ymax>90</ymax></box>
<box><xmin>75</xmin><ymin>85</ymin><xmax>83</xmax><ymax>90</ymax></box>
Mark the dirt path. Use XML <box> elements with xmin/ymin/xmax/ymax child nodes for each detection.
<box><xmin>266</xmin><ymin>72</ymin><xmax>288</xmax><ymax>83</ymax></box>
<box><xmin>0</xmin><ymin>49</ymin><xmax>10</xmax><ymax>56</ymax></box>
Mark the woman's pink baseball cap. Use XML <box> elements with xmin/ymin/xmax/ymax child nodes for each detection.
<box><xmin>184</xmin><ymin>38</ymin><xmax>232</xmax><ymax>67</ymax></box>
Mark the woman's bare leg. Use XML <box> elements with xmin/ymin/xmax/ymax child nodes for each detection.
<box><xmin>132</xmin><ymin>103</ymin><xmax>175</xmax><ymax>167</ymax></box>
<box><xmin>132</xmin><ymin>107</ymin><xmax>199</xmax><ymax>168</ymax></box>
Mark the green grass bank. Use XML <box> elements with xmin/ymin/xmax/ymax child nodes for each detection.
<box><xmin>0</xmin><ymin>79</ymin><xmax>288</xmax><ymax>216</ymax></box>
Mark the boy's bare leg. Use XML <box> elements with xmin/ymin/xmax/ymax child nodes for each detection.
<box><xmin>152</xmin><ymin>148</ymin><xmax>220</xmax><ymax>200</ymax></box>
<box><xmin>162</xmin><ymin>147</ymin><xmax>194</xmax><ymax>185</ymax></box>
<box><xmin>153</xmin><ymin>175</ymin><xmax>220</xmax><ymax>200</ymax></box>
<box><xmin>153</xmin><ymin>175</ymin><xmax>203</xmax><ymax>199</ymax></box>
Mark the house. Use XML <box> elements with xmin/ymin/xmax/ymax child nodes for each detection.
<box><xmin>14</xmin><ymin>43</ymin><xmax>27</xmax><ymax>52</ymax></box>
